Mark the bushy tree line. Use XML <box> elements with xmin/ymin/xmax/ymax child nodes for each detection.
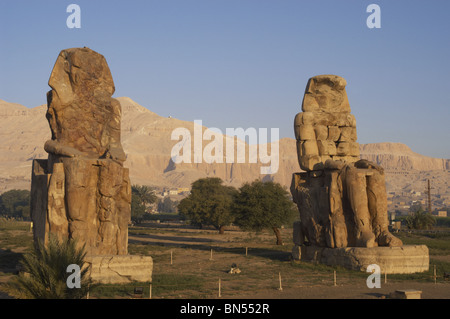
<box><xmin>0</xmin><ymin>189</ymin><xmax>30</xmax><ymax>219</ymax></box>
<box><xmin>178</xmin><ymin>178</ymin><xmax>297</xmax><ymax>245</ymax></box>
<box><xmin>157</xmin><ymin>196</ymin><xmax>179</xmax><ymax>213</ymax></box>
<box><xmin>131</xmin><ymin>185</ymin><xmax>180</xmax><ymax>223</ymax></box>
<box><xmin>405</xmin><ymin>208</ymin><xmax>436</xmax><ymax>230</ymax></box>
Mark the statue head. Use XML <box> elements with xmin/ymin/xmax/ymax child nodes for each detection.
<box><xmin>47</xmin><ymin>47</ymin><xmax>115</xmax><ymax>107</ymax></box>
<box><xmin>45</xmin><ymin>47</ymin><xmax>124</xmax><ymax>162</ymax></box>
<box><xmin>302</xmin><ymin>74</ymin><xmax>350</xmax><ymax>113</ymax></box>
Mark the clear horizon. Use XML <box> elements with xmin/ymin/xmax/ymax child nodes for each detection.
<box><xmin>1</xmin><ymin>0</ymin><xmax>449</xmax><ymax>159</ymax></box>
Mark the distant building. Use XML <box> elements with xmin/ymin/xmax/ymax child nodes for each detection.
<box><xmin>433</xmin><ymin>211</ymin><xmax>448</xmax><ymax>217</ymax></box>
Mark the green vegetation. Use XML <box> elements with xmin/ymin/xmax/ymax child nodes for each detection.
<box><xmin>143</xmin><ymin>212</ymin><xmax>182</xmax><ymax>222</ymax></box>
<box><xmin>178</xmin><ymin>177</ymin><xmax>297</xmax><ymax>242</ymax></box>
<box><xmin>404</xmin><ymin>208</ymin><xmax>436</xmax><ymax>230</ymax></box>
<box><xmin>233</xmin><ymin>180</ymin><xmax>297</xmax><ymax>245</ymax></box>
<box><xmin>436</xmin><ymin>216</ymin><xmax>450</xmax><ymax>228</ymax></box>
<box><xmin>396</xmin><ymin>231</ymin><xmax>450</xmax><ymax>255</ymax></box>
<box><xmin>178</xmin><ymin>178</ymin><xmax>237</xmax><ymax>234</ymax></box>
<box><xmin>158</xmin><ymin>197</ymin><xmax>179</xmax><ymax>213</ymax></box>
<box><xmin>131</xmin><ymin>185</ymin><xmax>157</xmax><ymax>221</ymax></box>
<box><xmin>0</xmin><ymin>189</ymin><xmax>30</xmax><ymax>220</ymax></box>
<box><xmin>3</xmin><ymin>237</ymin><xmax>92</xmax><ymax>299</ymax></box>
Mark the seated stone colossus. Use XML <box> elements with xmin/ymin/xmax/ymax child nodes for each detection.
<box><xmin>290</xmin><ymin>74</ymin><xmax>403</xmax><ymax>249</ymax></box>
<box><xmin>31</xmin><ymin>47</ymin><xmax>131</xmax><ymax>256</ymax></box>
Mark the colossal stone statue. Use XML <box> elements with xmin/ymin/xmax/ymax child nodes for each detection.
<box><xmin>290</xmin><ymin>75</ymin><xmax>403</xmax><ymax>249</ymax></box>
<box><xmin>31</xmin><ymin>47</ymin><xmax>131</xmax><ymax>256</ymax></box>
<box><xmin>30</xmin><ymin>48</ymin><xmax>153</xmax><ymax>283</ymax></box>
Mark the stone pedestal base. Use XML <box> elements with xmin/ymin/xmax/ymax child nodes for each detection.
<box><xmin>292</xmin><ymin>245</ymin><xmax>429</xmax><ymax>274</ymax></box>
<box><xmin>85</xmin><ymin>255</ymin><xmax>153</xmax><ymax>284</ymax></box>
<box><xmin>389</xmin><ymin>289</ymin><xmax>422</xmax><ymax>299</ymax></box>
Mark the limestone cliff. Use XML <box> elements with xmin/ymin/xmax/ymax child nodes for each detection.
<box><xmin>360</xmin><ymin>143</ymin><xmax>450</xmax><ymax>171</ymax></box>
<box><xmin>0</xmin><ymin>97</ymin><xmax>448</xmax><ymax>193</ymax></box>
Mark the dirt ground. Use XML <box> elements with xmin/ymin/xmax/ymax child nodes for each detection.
<box><xmin>1</xmin><ymin>221</ymin><xmax>449</xmax><ymax>300</ymax></box>
<box><xmin>128</xmin><ymin>222</ymin><xmax>450</xmax><ymax>300</ymax></box>
<box><xmin>232</xmin><ymin>281</ymin><xmax>450</xmax><ymax>299</ymax></box>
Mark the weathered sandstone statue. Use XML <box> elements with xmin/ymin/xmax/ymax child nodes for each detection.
<box><xmin>289</xmin><ymin>75</ymin><xmax>431</xmax><ymax>273</ymax></box>
<box><xmin>290</xmin><ymin>75</ymin><xmax>430</xmax><ymax>274</ymax></box>
<box><xmin>30</xmin><ymin>48</ymin><xmax>152</xmax><ymax>283</ymax></box>
<box><xmin>291</xmin><ymin>74</ymin><xmax>402</xmax><ymax>249</ymax></box>
<box><xmin>30</xmin><ymin>47</ymin><xmax>130</xmax><ymax>255</ymax></box>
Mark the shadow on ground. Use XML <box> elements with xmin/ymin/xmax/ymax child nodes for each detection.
<box><xmin>129</xmin><ymin>235</ymin><xmax>292</xmax><ymax>262</ymax></box>
<box><xmin>0</xmin><ymin>248</ymin><xmax>23</xmax><ymax>274</ymax></box>
<box><xmin>129</xmin><ymin>232</ymin><xmax>224</xmax><ymax>244</ymax></box>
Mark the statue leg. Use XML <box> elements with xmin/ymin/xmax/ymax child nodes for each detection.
<box><xmin>328</xmin><ymin>170</ymin><xmax>347</xmax><ymax>248</ymax></box>
<box><xmin>367</xmin><ymin>169</ymin><xmax>403</xmax><ymax>247</ymax></box>
<box><xmin>63</xmin><ymin>158</ymin><xmax>99</xmax><ymax>254</ymax></box>
<box><xmin>345</xmin><ymin>166</ymin><xmax>376</xmax><ymax>248</ymax></box>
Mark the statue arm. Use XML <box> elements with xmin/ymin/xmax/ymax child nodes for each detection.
<box><xmin>44</xmin><ymin>140</ymin><xmax>84</xmax><ymax>157</ymax></box>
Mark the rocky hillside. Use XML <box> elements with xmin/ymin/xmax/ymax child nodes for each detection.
<box><xmin>360</xmin><ymin>143</ymin><xmax>450</xmax><ymax>171</ymax></box>
<box><xmin>0</xmin><ymin>97</ymin><xmax>448</xmax><ymax>194</ymax></box>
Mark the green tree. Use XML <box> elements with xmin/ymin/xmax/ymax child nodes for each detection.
<box><xmin>131</xmin><ymin>193</ymin><xmax>146</xmax><ymax>221</ymax></box>
<box><xmin>178</xmin><ymin>178</ymin><xmax>237</xmax><ymax>234</ymax></box>
<box><xmin>0</xmin><ymin>189</ymin><xmax>31</xmax><ymax>219</ymax></box>
<box><xmin>158</xmin><ymin>197</ymin><xmax>179</xmax><ymax>213</ymax></box>
<box><xmin>233</xmin><ymin>180</ymin><xmax>297</xmax><ymax>245</ymax></box>
<box><xmin>131</xmin><ymin>185</ymin><xmax>157</xmax><ymax>221</ymax></box>
<box><xmin>405</xmin><ymin>208</ymin><xmax>436</xmax><ymax>230</ymax></box>
<box><xmin>4</xmin><ymin>237</ymin><xmax>93</xmax><ymax>299</ymax></box>
<box><xmin>409</xmin><ymin>203</ymin><xmax>423</xmax><ymax>214</ymax></box>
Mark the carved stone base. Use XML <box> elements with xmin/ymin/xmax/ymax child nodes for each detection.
<box><xmin>85</xmin><ymin>255</ymin><xmax>153</xmax><ymax>284</ymax></box>
<box><xmin>30</xmin><ymin>158</ymin><xmax>131</xmax><ymax>256</ymax></box>
<box><xmin>292</xmin><ymin>244</ymin><xmax>429</xmax><ymax>274</ymax></box>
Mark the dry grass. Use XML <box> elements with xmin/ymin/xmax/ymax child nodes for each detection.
<box><xmin>127</xmin><ymin>222</ymin><xmax>450</xmax><ymax>299</ymax></box>
<box><xmin>1</xmin><ymin>219</ymin><xmax>449</xmax><ymax>299</ymax></box>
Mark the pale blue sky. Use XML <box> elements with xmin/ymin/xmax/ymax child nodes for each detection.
<box><xmin>1</xmin><ymin>0</ymin><xmax>449</xmax><ymax>158</ymax></box>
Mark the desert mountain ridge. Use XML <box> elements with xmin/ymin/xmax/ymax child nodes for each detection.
<box><xmin>0</xmin><ymin>97</ymin><xmax>449</xmax><ymax>195</ymax></box>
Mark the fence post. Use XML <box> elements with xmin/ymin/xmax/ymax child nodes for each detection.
<box><xmin>278</xmin><ymin>272</ymin><xmax>283</xmax><ymax>291</ymax></box>
<box><xmin>333</xmin><ymin>270</ymin><xmax>337</xmax><ymax>286</ymax></box>
<box><xmin>434</xmin><ymin>265</ymin><xmax>437</xmax><ymax>284</ymax></box>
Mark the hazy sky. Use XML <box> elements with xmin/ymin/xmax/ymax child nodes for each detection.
<box><xmin>1</xmin><ymin>0</ymin><xmax>449</xmax><ymax>158</ymax></box>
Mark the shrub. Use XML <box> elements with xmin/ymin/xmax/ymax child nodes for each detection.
<box><xmin>4</xmin><ymin>236</ymin><xmax>93</xmax><ymax>299</ymax></box>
